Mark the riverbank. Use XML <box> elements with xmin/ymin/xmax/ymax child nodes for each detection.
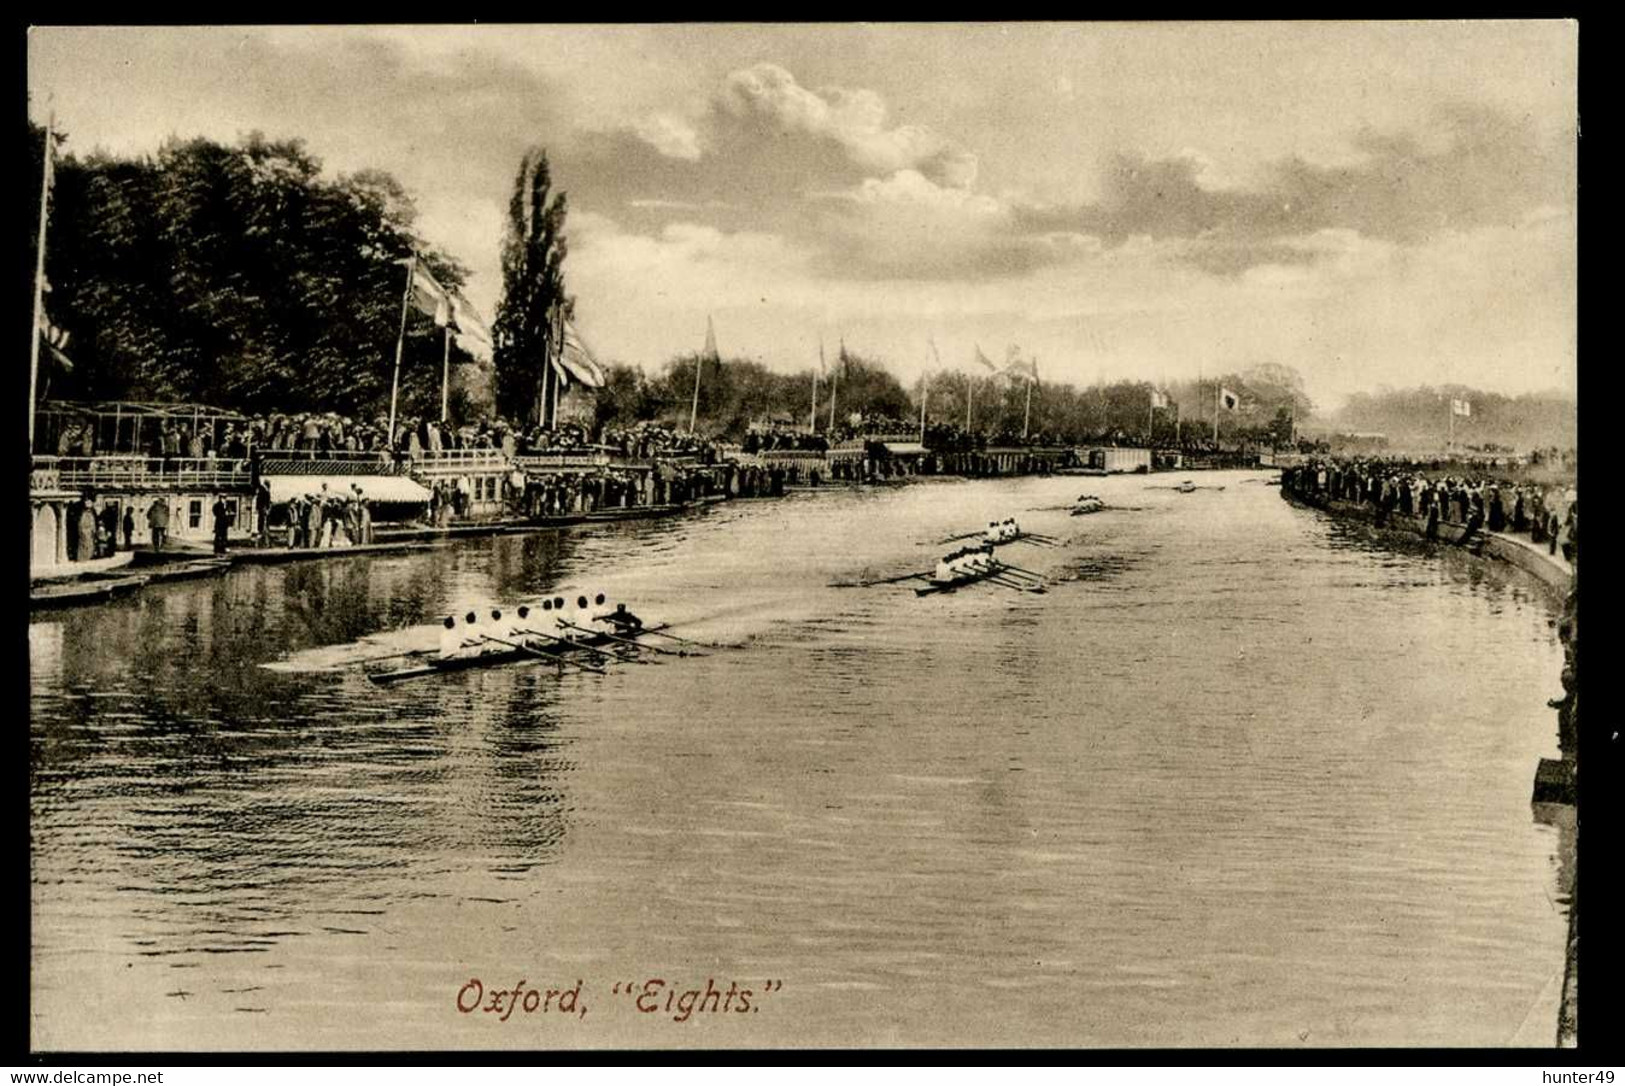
<box><xmin>1279</xmin><ymin>481</ymin><xmax>1577</xmax><ymax>1046</ymax></box>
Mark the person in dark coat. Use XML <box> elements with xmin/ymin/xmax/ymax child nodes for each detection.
<box><xmin>122</xmin><ymin>507</ymin><xmax>135</xmax><ymax>550</ymax></box>
<box><xmin>146</xmin><ymin>496</ymin><xmax>170</xmax><ymax>552</ymax></box>
<box><xmin>99</xmin><ymin>501</ymin><xmax>121</xmax><ymax>556</ymax></box>
<box><xmin>212</xmin><ymin>497</ymin><xmax>233</xmax><ymax>555</ymax></box>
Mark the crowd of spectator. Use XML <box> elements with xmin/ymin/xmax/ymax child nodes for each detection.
<box><xmin>1281</xmin><ymin>455</ymin><xmax>1577</xmax><ymax>565</ymax></box>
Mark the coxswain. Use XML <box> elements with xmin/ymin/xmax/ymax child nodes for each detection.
<box><xmin>608</xmin><ymin>602</ymin><xmax>644</xmax><ymax>631</ymax></box>
<box><xmin>437</xmin><ymin>616</ymin><xmax>463</xmax><ymax>660</ymax></box>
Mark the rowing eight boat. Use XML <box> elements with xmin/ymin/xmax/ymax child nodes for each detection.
<box><xmin>367</xmin><ymin>622</ymin><xmax>672</xmax><ymax>684</ymax></box>
<box><xmin>913</xmin><ymin>562</ymin><xmax>1045</xmax><ymax>596</ymax></box>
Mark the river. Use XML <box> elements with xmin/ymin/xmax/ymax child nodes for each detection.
<box><xmin>29</xmin><ymin>470</ymin><xmax>1572</xmax><ymax>1049</ymax></box>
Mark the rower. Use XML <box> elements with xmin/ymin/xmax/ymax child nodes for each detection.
<box><xmin>490</xmin><ymin>608</ymin><xmax>510</xmax><ymax>643</ymax></box>
<box><xmin>437</xmin><ymin>616</ymin><xmax>463</xmax><ymax>660</ymax></box>
<box><xmin>460</xmin><ymin>610</ymin><xmax>484</xmax><ymax>654</ymax></box>
<box><xmin>933</xmin><ymin>553</ymin><xmax>956</xmax><ymax>584</ymax></box>
<box><xmin>984</xmin><ymin>521</ymin><xmax>1000</xmax><ymax>545</ymax></box>
<box><xmin>513</xmin><ymin>605</ymin><xmax>534</xmax><ymax>645</ymax></box>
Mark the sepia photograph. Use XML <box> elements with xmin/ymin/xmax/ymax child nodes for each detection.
<box><xmin>26</xmin><ymin>22</ymin><xmax>1579</xmax><ymax>1052</ymax></box>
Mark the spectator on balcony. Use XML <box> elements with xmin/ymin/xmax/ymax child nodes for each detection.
<box><xmin>145</xmin><ymin>496</ymin><xmax>170</xmax><ymax>553</ymax></box>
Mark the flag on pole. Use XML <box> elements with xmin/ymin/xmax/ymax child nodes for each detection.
<box><xmin>1003</xmin><ymin>357</ymin><xmax>1038</xmax><ymax>383</ymax></box>
<box><xmin>450</xmin><ymin>292</ymin><xmax>492</xmax><ymax>354</ymax></box>
<box><xmin>1219</xmin><ymin>387</ymin><xmax>1239</xmax><ymax>411</ymax></box>
<box><xmin>1150</xmin><ymin>388</ymin><xmax>1169</xmax><ymax>410</ymax></box>
<box><xmin>558</xmin><ymin>319</ymin><xmax>607</xmax><ymax>388</ymax></box>
<box><xmin>404</xmin><ymin>260</ymin><xmax>456</xmax><ymax>327</ymax></box>
<box><xmin>38</xmin><ymin>310</ymin><xmax>73</xmax><ymax>372</ymax></box>
<box><xmin>973</xmin><ymin>345</ymin><xmax>999</xmax><ymax>373</ymax></box>
<box><xmin>1451</xmin><ymin>398</ymin><xmax>1472</xmax><ymax>418</ymax></box>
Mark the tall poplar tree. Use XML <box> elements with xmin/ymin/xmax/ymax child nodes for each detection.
<box><xmin>493</xmin><ymin>148</ymin><xmax>572</xmax><ymax>425</ymax></box>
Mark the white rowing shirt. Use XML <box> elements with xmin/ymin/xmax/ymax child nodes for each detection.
<box><xmin>438</xmin><ymin>624</ymin><xmax>464</xmax><ymax>659</ymax></box>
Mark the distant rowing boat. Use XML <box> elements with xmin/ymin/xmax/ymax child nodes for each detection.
<box><xmin>367</xmin><ymin>622</ymin><xmax>673</xmax><ymax>684</ymax></box>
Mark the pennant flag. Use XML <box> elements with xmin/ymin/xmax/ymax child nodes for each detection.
<box><xmin>1151</xmin><ymin>388</ymin><xmax>1169</xmax><ymax>410</ymax></box>
<box><xmin>819</xmin><ymin>336</ymin><xmax>827</xmax><ymax>375</ymax></box>
<box><xmin>38</xmin><ymin>311</ymin><xmax>74</xmax><ymax>372</ymax></box>
<box><xmin>929</xmin><ymin>336</ymin><xmax>944</xmax><ymax>369</ymax></box>
<box><xmin>705</xmin><ymin>315</ymin><xmax>720</xmax><ymax>362</ymax></box>
<box><xmin>1451</xmin><ymin>398</ymin><xmax>1472</xmax><ymax>418</ymax></box>
<box><xmin>1219</xmin><ymin>387</ymin><xmax>1239</xmax><ymax>411</ymax></box>
<box><xmin>1004</xmin><ymin>356</ymin><xmax>1038</xmax><ymax>383</ymax></box>
<box><xmin>558</xmin><ymin>320</ymin><xmax>607</xmax><ymax>388</ymax></box>
<box><xmin>973</xmin><ymin>345</ymin><xmax>999</xmax><ymax>374</ymax></box>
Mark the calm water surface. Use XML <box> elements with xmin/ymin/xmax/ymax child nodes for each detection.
<box><xmin>30</xmin><ymin>472</ymin><xmax>1571</xmax><ymax>1048</ymax></box>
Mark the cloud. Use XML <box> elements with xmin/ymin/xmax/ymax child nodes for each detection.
<box><xmin>631</xmin><ymin>113</ymin><xmax>703</xmax><ymax>160</ymax></box>
<box><xmin>1007</xmin><ymin>104</ymin><xmax>1573</xmax><ymax>276</ymax></box>
<box><xmin>717</xmin><ymin>63</ymin><xmax>978</xmax><ymax>188</ymax></box>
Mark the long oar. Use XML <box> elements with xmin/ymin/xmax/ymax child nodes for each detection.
<box><xmin>632</xmin><ymin>626</ymin><xmax>734</xmax><ymax>650</ymax></box>
<box><xmin>513</xmin><ymin>626</ymin><xmax>642</xmax><ymax>664</ymax></box>
<box><xmin>993</xmin><ymin>560</ymin><xmax>1046</xmax><ymax>579</ymax></box>
<box><xmin>985</xmin><ymin>574</ymin><xmax>1044</xmax><ymax>593</ymax></box>
<box><xmin>833</xmin><ymin>570</ymin><xmax>930</xmax><ymax>588</ymax></box>
<box><xmin>480</xmin><ymin>635</ymin><xmax>607</xmax><ymax>675</ymax></box>
<box><xmin>558</xmin><ymin>620</ymin><xmax>695</xmax><ymax>657</ymax></box>
<box><xmin>934</xmin><ymin>530</ymin><xmax>983</xmax><ymax>545</ymax></box>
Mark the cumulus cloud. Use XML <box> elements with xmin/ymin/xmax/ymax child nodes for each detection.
<box><xmin>1006</xmin><ymin>104</ymin><xmax>1573</xmax><ymax>277</ymax></box>
<box><xmin>631</xmin><ymin>113</ymin><xmax>703</xmax><ymax>160</ymax></box>
<box><xmin>717</xmin><ymin>63</ymin><xmax>979</xmax><ymax>188</ymax></box>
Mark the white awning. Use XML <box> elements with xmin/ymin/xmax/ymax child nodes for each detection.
<box><xmin>882</xmin><ymin>442</ymin><xmax>928</xmax><ymax>456</ymax></box>
<box><xmin>261</xmin><ymin>474</ymin><xmax>432</xmax><ymax>505</ymax></box>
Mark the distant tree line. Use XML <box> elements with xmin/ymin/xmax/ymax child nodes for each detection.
<box><xmin>1325</xmin><ymin>385</ymin><xmax>1576</xmax><ymax>451</ymax></box>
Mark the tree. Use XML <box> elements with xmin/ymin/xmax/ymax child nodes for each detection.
<box><xmin>493</xmin><ymin>148</ymin><xmax>571</xmax><ymax>425</ymax></box>
<box><xmin>34</xmin><ymin>127</ymin><xmax>475</xmax><ymax>416</ymax></box>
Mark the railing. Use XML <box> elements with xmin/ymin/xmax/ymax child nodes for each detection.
<box><xmin>35</xmin><ymin>455</ymin><xmax>253</xmax><ymax>491</ymax></box>
<box><xmin>406</xmin><ymin>448</ymin><xmax>514</xmax><ymax>475</ymax></box>
<box><xmin>258</xmin><ymin>452</ymin><xmax>401</xmax><ymax>476</ymax></box>
<box><xmin>514</xmin><ymin>452</ymin><xmax>613</xmax><ymax>472</ymax></box>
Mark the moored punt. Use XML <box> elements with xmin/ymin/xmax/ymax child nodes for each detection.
<box><xmin>366</xmin><ymin>622</ymin><xmax>673</xmax><ymax>684</ymax></box>
<box><xmin>32</xmin><ymin>572</ymin><xmax>151</xmax><ymax>609</ymax></box>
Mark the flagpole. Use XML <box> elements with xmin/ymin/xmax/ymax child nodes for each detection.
<box><xmin>29</xmin><ymin>112</ymin><xmax>54</xmax><ymax>450</ymax></box>
<box><xmin>440</xmin><ymin>326</ymin><xmax>452</xmax><ymax>424</ymax></box>
<box><xmin>919</xmin><ymin>372</ymin><xmax>928</xmax><ymax>444</ymax></box>
<box><xmin>828</xmin><ymin>348</ymin><xmax>838</xmax><ymax>431</ymax></box>
<box><xmin>1448</xmin><ymin>399</ymin><xmax>1454</xmax><ymax>449</ymax></box>
<box><xmin>1022</xmin><ymin>358</ymin><xmax>1033</xmax><ymax>441</ymax></box>
<box><xmin>966</xmin><ymin>375</ymin><xmax>974</xmax><ymax>432</ymax></box>
<box><xmin>387</xmin><ymin>253</ymin><xmax>416</xmax><ymax>449</ymax></box>
<box><xmin>1212</xmin><ymin>381</ymin><xmax>1220</xmax><ymax>445</ymax></box>
<box><xmin>1148</xmin><ymin>389</ymin><xmax>1154</xmax><ymax>447</ymax></box>
<box><xmin>551</xmin><ymin>305</ymin><xmax>563</xmax><ymax>431</ymax></box>
<box><xmin>689</xmin><ymin>319</ymin><xmax>706</xmax><ymax>434</ymax></box>
<box><xmin>810</xmin><ymin>365</ymin><xmax>818</xmax><ymax>434</ymax></box>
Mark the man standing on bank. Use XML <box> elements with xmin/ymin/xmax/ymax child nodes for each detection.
<box><xmin>146</xmin><ymin>496</ymin><xmax>170</xmax><ymax>553</ymax></box>
<box><xmin>212</xmin><ymin>496</ymin><xmax>234</xmax><ymax>555</ymax></box>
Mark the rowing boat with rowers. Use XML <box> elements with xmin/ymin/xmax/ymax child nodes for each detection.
<box><xmin>367</xmin><ymin>620</ymin><xmax>679</xmax><ymax>684</ymax></box>
<box><xmin>914</xmin><ymin>552</ymin><xmax>1047</xmax><ymax>596</ymax></box>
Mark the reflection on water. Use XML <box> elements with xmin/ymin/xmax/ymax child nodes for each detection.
<box><xmin>31</xmin><ymin>473</ymin><xmax>1569</xmax><ymax>1049</ymax></box>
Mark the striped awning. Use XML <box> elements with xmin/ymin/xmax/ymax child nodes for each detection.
<box><xmin>261</xmin><ymin>474</ymin><xmax>432</xmax><ymax>505</ymax></box>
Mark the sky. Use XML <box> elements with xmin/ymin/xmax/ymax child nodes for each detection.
<box><xmin>27</xmin><ymin>22</ymin><xmax>1577</xmax><ymax>408</ymax></box>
